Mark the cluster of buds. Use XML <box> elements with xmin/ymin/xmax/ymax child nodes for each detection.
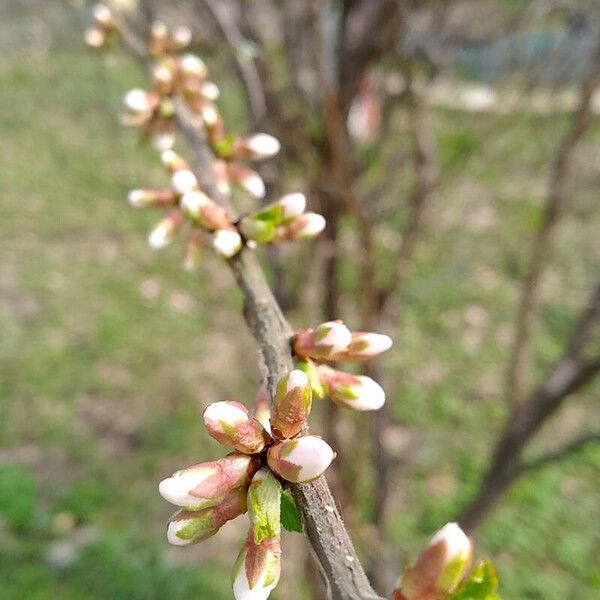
<box><xmin>128</xmin><ymin>149</ymin><xmax>242</xmax><ymax>262</ymax></box>
<box><xmin>293</xmin><ymin>320</ymin><xmax>393</xmax><ymax>410</ymax></box>
<box><xmin>84</xmin><ymin>4</ymin><xmax>118</xmax><ymax>49</ymax></box>
<box><xmin>392</xmin><ymin>523</ymin><xmax>474</xmax><ymax>600</ymax></box>
<box><xmin>159</xmin><ymin>370</ymin><xmax>335</xmax><ymax>600</ymax></box>
<box><xmin>239</xmin><ymin>193</ymin><xmax>326</xmax><ymax>244</ymax></box>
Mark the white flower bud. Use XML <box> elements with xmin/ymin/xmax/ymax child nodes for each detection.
<box><xmin>171</xmin><ymin>169</ymin><xmax>198</xmax><ymax>195</ymax></box>
<box><xmin>92</xmin><ymin>3</ymin><xmax>112</xmax><ymax>25</ymax></box>
<box><xmin>212</xmin><ymin>229</ymin><xmax>242</xmax><ymax>258</ymax></box>
<box><xmin>152</xmin><ymin>132</ymin><xmax>176</xmax><ymax>152</ymax></box>
<box><xmin>278</xmin><ymin>193</ymin><xmax>306</xmax><ymax>219</ymax></box>
<box><xmin>292</xmin><ymin>212</ymin><xmax>326</xmax><ymax>238</ymax></box>
<box><xmin>267</xmin><ymin>436</ymin><xmax>334</xmax><ymax>483</ymax></box>
<box><xmin>85</xmin><ymin>27</ymin><xmax>105</xmax><ymax>48</ymax></box>
<box><xmin>315</xmin><ymin>321</ymin><xmax>352</xmax><ymax>355</ymax></box>
<box><xmin>180</xmin><ymin>54</ymin><xmax>207</xmax><ymax>78</ymax></box>
<box><xmin>238</xmin><ymin>133</ymin><xmax>281</xmax><ymax>160</ymax></box>
<box><xmin>172</xmin><ymin>26</ymin><xmax>192</xmax><ymax>49</ymax></box>
<box><xmin>201</xmin><ymin>81</ymin><xmax>220</xmax><ymax>101</ymax></box>
<box><xmin>123</xmin><ymin>88</ymin><xmax>153</xmax><ymax>114</ymax></box>
<box><xmin>148</xmin><ymin>213</ymin><xmax>182</xmax><ymax>250</ymax></box>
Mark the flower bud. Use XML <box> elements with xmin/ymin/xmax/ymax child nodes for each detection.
<box><xmin>332</xmin><ymin>332</ymin><xmax>393</xmax><ymax>361</ymax></box>
<box><xmin>212</xmin><ymin>229</ymin><xmax>243</xmax><ymax>258</ymax></box>
<box><xmin>233</xmin><ymin>134</ymin><xmax>281</xmax><ymax>161</ymax></box>
<box><xmin>179</xmin><ymin>54</ymin><xmax>207</xmax><ymax>79</ymax></box>
<box><xmin>285</xmin><ymin>212</ymin><xmax>326</xmax><ymax>239</ymax></box>
<box><xmin>171</xmin><ymin>169</ymin><xmax>198</xmax><ymax>195</ymax></box>
<box><xmin>92</xmin><ymin>3</ymin><xmax>113</xmax><ymax>26</ymax></box>
<box><xmin>181</xmin><ymin>191</ymin><xmax>232</xmax><ymax>230</ymax></box>
<box><xmin>394</xmin><ymin>523</ymin><xmax>473</xmax><ymax>600</ymax></box>
<box><xmin>293</xmin><ymin>321</ymin><xmax>352</xmax><ymax>360</ymax></box>
<box><xmin>148</xmin><ymin>211</ymin><xmax>183</xmax><ymax>250</ymax></box>
<box><xmin>123</xmin><ymin>88</ymin><xmax>157</xmax><ymax>115</ymax></box>
<box><xmin>159</xmin><ymin>454</ymin><xmax>259</xmax><ymax>510</ymax></box>
<box><xmin>172</xmin><ymin>26</ymin><xmax>192</xmax><ymax>50</ymax></box>
<box><xmin>228</xmin><ymin>164</ymin><xmax>266</xmax><ymax>199</ymax></box>
<box><xmin>247</xmin><ymin>469</ymin><xmax>281</xmax><ymax>544</ymax></box>
<box><xmin>200</xmin><ymin>81</ymin><xmax>220</xmax><ymax>101</ymax></box>
<box><xmin>277</xmin><ymin>193</ymin><xmax>306</xmax><ymax>219</ymax></box>
<box><xmin>152</xmin><ymin>132</ymin><xmax>176</xmax><ymax>152</ymax></box>
<box><xmin>232</xmin><ymin>531</ymin><xmax>281</xmax><ymax>600</ymax></box>
<box><xmin>127</xmin><ymin>188</ymin><xmax>177</xmax><ymax>209</ymax></box>
<box><xmin>85</xmin><ymin>26</ymin><xmax>106</xmax><ymax>48</ymax></box>
<box><xmin>203</xmin><ymin>401</ymin><xmax>270</xmax><ymax>454</ymax></box>
<box><xmin>167</xmin><ymin>487</ymin><xmax>247</xmax><ymax>546</ymax></box>
<box><xmin>161</xmin><ymin>149</ymin><xmax>188</xmax><ymax>173</ymax></box>
<box><xmin>183</xmin><ymin>234</ymin><xmax>203</xmax><ymax>272</ymax></box>
<box><xmin>317</xmin><ymin>365</ymin><xmax>385</xmax><ymax>411</ymax></box>
<box><xmin>267</xmin><ymin>436</ymin><xmax>334</xmax><ymax>483</ymax></box>
<box><xmin>270</xmin><ymin>370</ymin><xmax>312</xmax><ymax>440</ymax></box>
<box><xmin>252</xmin><ymin>383</ymin><xmax>272</xmax><ymax>435</ymax></box>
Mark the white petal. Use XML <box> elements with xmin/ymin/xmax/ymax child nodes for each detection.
<box><xmin>247</xmin><ymin>134</ymin><xmax>281</xmax><ymax>159</ymax></box>
<box><xmin>279</xmin><ymin>193</ymin><xmax>306</xmax><ymax>219</ymax></box>
<box><xmin>285</xmin><ymin>436</ymin><xmax>334</xmax><ymax>482</ymax></box>
<box><xmin>167</xmin><ymin>519</ymin><xmax>195</xmax><ymax>546</ymax></box>
<box><xmin>171</xmin><ymin>170</ymin><xmax>198</xmax><ymax>195</ymax></box>
<box><xmin>429</xmin><ymin>522</ymin><xmax>471</xmax><ymax>559</ymax></box>
<box><xmin>285</xmin><ymin>369</ymin><xmax>309</xmax><ymax>393</ymax></box>
<box><xmin>348</xmin><ymin>376</ymin><xmax>385</xmax><ymax>411</ymax></box>
<box><xmin>212</xmin><ymin>230</ymin><xmax>242</xmax><ymax>258</ymax></box>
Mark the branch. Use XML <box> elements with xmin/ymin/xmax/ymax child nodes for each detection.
<box><xmin>506</xmin><ymin>44</ymin><xmax>600</xmax><ymax>406</ymax></box>
<box><xmin>520</xmin><ymin>432</ymin><xmax>600</xmax><ymax>474</ymax></box>
<box><xmin>198</xmin><ymin>0</ymin><xmax>267</xmax><ymax>120</ymax></box>
<box><xmin>115</xmin><ymin>16</ymin><xmax>383</xmax><ymax>600</ymax></box>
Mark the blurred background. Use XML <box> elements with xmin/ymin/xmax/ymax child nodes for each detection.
<box><xmin>1</xmin><ymin>0</ymin><xmax>599</xmax><ymax>598</ymax></box>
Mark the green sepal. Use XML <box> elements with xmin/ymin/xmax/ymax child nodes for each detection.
<box><xmin>298</xmin><ymin>360</ymin><xmax>326</xmax><ymax>399</ymax></box>
<box><xmin>448</xmin><ymin>559</ymin><xmax>501</xmax><ymax>600</ymax></box>
<box><xmin>212</xmin><ymin>133</ymin><xmax>236</xmax><ymax>159</ymax></box>
<box><xmin>248</xmin><ymin>470</ymin><xmax>282</xmax><ymax>544</ymax></box>
<box><xmin>280</xmin><ymin>489</ymin><xmax>303</xmax><ymax>533</ymax></box>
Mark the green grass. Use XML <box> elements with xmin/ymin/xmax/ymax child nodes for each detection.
<box><xmin>1</xmin><ymin>39</ymin><xmax>599</xmax><ymax>600</ymax></box>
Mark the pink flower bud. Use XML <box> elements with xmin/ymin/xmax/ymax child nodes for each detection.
<box><xmin>171</xmin><ymin>169</ymin><xmax>198</xmax><ymax>195</ymax></box>
<box><xmin>270</xmin><ymin>370</ymin><xmax>312</xmax><ymax>440</ymax></box>
<box><xmin>317</xmin><ymin>365</ymin><xmax>385</xmax><ymax>411</ymax></box>
<box><xmin>252</xmin><ymin>383</ymin><xmax>272</xmax><ymax>435</ymax></box>
<box><xmin>179</xmin><ymin>54</ymin><xmax>207</xmax><ymax>79</ymax></box>
<box><xmin>212</xmin><ymin>229</ymin><xmax>243</xmax><ymax>258</ymax></box>
<box><xmin>148</xmin><ymin>211</ymin><xmax>183</xmax><ymax>250</ymax></box>
<box><xmin>203</xmin><ymin>401</ymin><xmax>270</xmax><ymax>454</ymax></box>
<box><xmin>277</xmin><ymin>193</ymin><xmax>306</xmax><ymax>220</ymax></box>
<box><xmin>167</xmin><ymin>487</ymin><xmax>247</xmax><ymax>546</ymax></box>
<box><xmin>181</xmin><ymin>191</ymin><xmax>232</xmax><ymax>230</ymax></box>
<box><xmin>267</xmin><ymin>436</ymin><xmax>334</xmax><ymax>483</ymax></box>
<box><xmin>85</xmin><ymin>27</ymin><xmax>106</xmax><ymax>48</ymax></box>
<box><xmin>228</xmin><ymin>164</ymin><xmax>266</xmax><ymax>199</ymax></box>
<box><xmin>233</xmin><ymin>134</ymin><xmax>281</xmax><ymax>161</ymax></box>
<box><xmin>123</xmin><ymin>88</ymin><xmax>157</xmax><ymax>115</ymax></box>
<box><xmin>161</xmin><ymin>149</ymin><xmax>190</xmax><ymax>174</ymax></box>
<box><xmin>285</xmin><ymin>212</ymin><xmax>326</xmax><ymax>239</ymax></box>
<box><xmin>394</xmin><ymin>523</ymin><xmax>473</xmax><ymax>600</ymax></box>
<box><xmin>331</xmin><ymin>332</ymin><xmax>393</xmax><ymax>361</ymax></box>
<box><xmin>293</xmin><ymin>321</ymin><xmax>352</xmax><ymax>360</ymax></box>
<box><xmin>159</xmin><ymin>454</ymin><xmax>259</xmax><ymax>510</ymax></box>
<box><xmin>232</xmin><ymin>531</ymin><xmax>281</xmax><ymax>600</ymax></box>
<box><xmin>127</xmin><ymin>188</ymin><xmax>177</xmax><ymax>209</ymax></box>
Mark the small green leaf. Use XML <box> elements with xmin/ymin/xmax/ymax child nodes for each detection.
<box><xmin>280</xmin><ymin>489</ymin><xmax>303</xmax><ymax>533</ymax></box>
<box><xmin>449</xmin><ymin>559</ymin><xmax>501</xmax><ymax>600</ymax></box>
<box><xmin>248</xmin><ymin>470</ymin><xmax>282</xmax><ymax>544</ymax></box>
<box><xmin>212</xmin><ymin>133</ymin><xmax>236</xmax><ymax>159</ymax></box>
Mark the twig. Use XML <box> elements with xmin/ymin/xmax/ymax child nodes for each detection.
<box><xmin>520</xmin><ymin>432</ymin><xmax>600</xmax><ymax>474</ymax></box>
<box><xmin>505</xmin><ymin>45</ymin><xmax>600</xmax><ymax>407</ymax></box>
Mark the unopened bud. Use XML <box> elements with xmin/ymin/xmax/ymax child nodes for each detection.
<box><xmin>180</xmin><ymin>54</ymin><xmax>207</xmax><ymax>79</ymax></box>
<box><xmin>395</xmin><ymin>523</ymin><xmax>473</xmax><ymax>600</ymax></box>
<box><xmin>127</xmin><ymin>188</ymin><xmax>177</xmax><ymax>209</ymax></box>
<box><xmin>228</xmin><ymin>164</ymin><xmax>265</xmax><ymax>199</ymax></box>
<box><xmin>267</xmin><ymin>435</ymin><xmax>334</xmax><ymax>483</ymax></box>
<box><xmin>123</xmin><ymin>88</ymin><xmax>157</xmax><ymax>114</ymax></box>
<box><xmin>317</xmin><ymin>365</ymin><xmax>385</xmax><ymax>411</ymax></box>
<box><xmin>203</xmin><ymin>401</ymin><xmax>270</xmax><ymax>454</ymax></box>
<box><xmin>233</xmin><ymin>133</ymin><xmax>281</xmax><ymax>161</ymax></box>
<box><xmin>161</xmin><ymin>149</ymin><xmax>190</xmax><ymax>174</ymax></box>
<box><xmin>232</xmin><ymin>531</ymin><xmax>281</xmax><ymax>600</ymax></box>
<box><xmin>159</xmin><ymin>454</ymin><xmax>259</xmax><ymax>510</ymax></box>
<box><xmin>332</xmin><ymin>332</ymin><xmax>393</xmax><ymax>361</ymax></box>
<box><xmin>148</xmin><ymin>211</ymin><xmax>183</xmax><ymax>250</ymax></box>
<box><xmin>167</xmin><ymin>487</ymin><xmax>247</xmax><ymax>546</ymax></box>
<box><xmin>277</xmin><ymin>193</ymin><xmax>306</xmax><ymax>219</ymax></box>
<box><xmin>85</xmin><ymin>26</ymin><xmax>106</xmax><ymax>48</ymax></box>
<box><xmin>200</xmin><ymin>81</ymin><xmax>220</xmax><ymax>101</ymax></box>
<box><xmin>152</xmin><ymin>132</ymin><xmax>176</xmax><ymax>152</ymax></box>
<box><xmin>183</xmin><ymin>234</ymin><xmax>203</xmax><ymax>271</ymax></box>
<box><xmin>212</xmin><ymin>229</ymin><xmax>242</xmax><ymax>258</ymax></box>
<box><xmin>286</xmin><ymin>212</ymin><xmax>326</xmax><ymax>239</ymax></box>
<box><xmin>171</xmin><ymin>169</ymin><xmax>198</xmax><ymax>195</ymax></box>
<box><xmin>247</xmin><ymin>469</ymin><xmax>281</xmax><ymax>544</ymax></box>
<box><xmin>270</xmin><ymin>370</ymin><xmax>312</xmax><ymax>440</ymax></box>
<box><xmin>181</xmin><ymin>191</ymin><xmax>231</xmax><ymax>230</ymax></box>
<box><xmin>172</xmin><ymin>26</ymin><xmax>192</xmax><ymax>49</ymax></box>
<box><xmin>92</xmin><ymin>3</ymin><xmax>112</xmax><ymax>26</ymax></box>
<box><xmin>293</xmin><ymin>321</ymin><xmax>352</xmax><ymax>360</ymax></box>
